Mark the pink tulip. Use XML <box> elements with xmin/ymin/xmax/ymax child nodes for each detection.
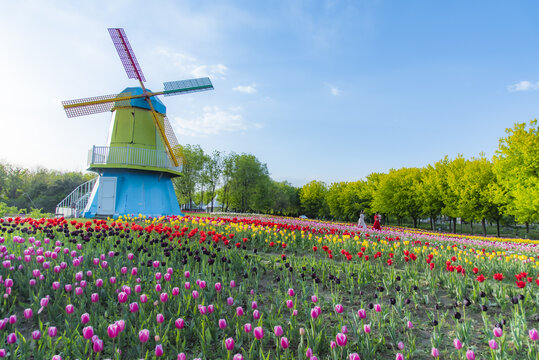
<box><xmin>178</xmin><ymin>353</ymin><xmax>186</xmax><ymax>360</ymax></box>
<box><xmin>52</xmin><ymin>355</ymin><xmax>62</xmax><ymax>360</ymax></box>
<box><xmin>454</xmin><ymin>338</ymin><xmax>462</xmax><ymax>350</ymax></box>
<box><xmin>215</xmin><ymin>282</ymin><xmax>222</xmax><ymax>292</ymax></box>
<box><xmin>155</xmin><ymin>344</ymin><xmax>164</xmax><ymax>357</ymax></box>
<box><xmin>466</xmin><ymin>350</ymin><xmax>475</xmax><ymax>360</ymax></box>
<box><xmin>0</xmin><ymin>349</ymin><xmax>6</xmax><ymax>357</ymax></box>
<box><xmin>172</xmin><ymin>287</ymin><xmax>180</xmax><ymax>296</ymax></box>
<box><xmin>350</xmin><ymin>353</ymin><xmax>360</xmax><ymax>360</ymax></box>
<box><xmin>311</xmin><ymin>295</ymin><xmax>318</xmax><ymax>302</ymax></box>
<box><xmin>251</xmin><ymin>301</ymin><xmax>258</xmax><ymax>309</ymax></box>
<box><xmin>274</xmin><ymin>325</ymin><xmax>283</xmax><ymax>337</ymax></box>
<box><xmin>493</xmin><ymin>327</ymin><xmax>503</xmax><ymax>337</ymax></box>
<box><xmin>281</xmin><ymin>337</ymin><xmax>289</xmax><ymax>349</ymax></box>
<box><xmin>396</xmin><ymin>353</ymin><xmax>404</xmax><ymax>360</ymax></box>
<box><xmin>139</xmin><ymin>329</ymin><xmax>150</xmax><ymax>343</ymax></box>
<box><xmin>219</xmin><ymin>319</ymin><xmax>227</xmax><ymax>329</ymax></box>
<box><xmin>198</xmin><ymin>305</ymin><xmax>207</xmax><ymax>315</ymax></box>
<box><xmin>286</xmin><ymin>300</ymin><xmax>294</xmax><ymax>308</ymax></box>
<box><xmin>330</xmin><ymin>341</ymin><xmax>336</xmax><ymax>349</ymax></box>
<box><xmin>253</xmin><ymin>310</ymin><xmax>261</xmax><ymax>319</ymax></box>
<box><xmin>155</xmin><ymin>272</ymin><xmax>162</xmax><ymax>280</ymax></box>
<box><xmin>184</xmin><ymin>271</ymin><xmax>190</xmax><ymax>278</ymax></box>
<box><xmin>364</xmin><ymin>324</ymin><xmax>371</xmax><ymax>334</ymax></box>
<box><xmin>293</xmin><ymin>309</ymin><xmax>298</xmax><ymax>316</ymax></box>
<box><xmin>431</xmin><ymin>348</ymin><xmax>439</xmax><ymax>358</ymax></box>
<box><xmin>175</xmin><ymin>318</ymin><xmax>185</xmax><ymax>329</ymax></box>
<box><xmin>6</xmin><ymin>333</ymin><xmax>16</xmax><ymax>344</ymax></box>
<box><xmin>233</xmin><ymin>354</ymin><xmax>243</xmax><ymax>360</ymax></box>
<box><xmin>244</xmin><ymin>323</ymin><xmax>252</xmax><ymax>333</ymax></box>
<box><xmin>23</xmin><ymin>308</ymin><xmax>33</xmax><ymax>319</ymax></box>
<box><xmin>254</xmin><ymin>326</ymin><xmax>264</xmax><ymax>340</ymax></box>
<box><xmin>95</xmin><ymin>279</ymin><xmax>103</xmax><ymax>287</ymax></box>
<box><xmin>107</xmin><ymin>324</ymin><xmax>119</xmax><ymax>338</ymax></box>
<box><xmin>65</xmin><ymin>304</ymin><xmax>74</xmax><ymax>314</ymax></box>
<box><xmin>311</xmin><ymin>308</ymin><xmax>319</xmax><ymax>319</ymax></box>
<box><xmin>225</xmin><ymin>337</ymin><xmax>235</xmax><ymax>351</ymax></box>
<box><xmin>155</xmin><ymin>284</ymin><xmax>162</xmax><ymax>292</ymax></box>
<box><xmin>192</xmin><ymin>290</ymin><xmax>199</xmax><ymax>299</ymax></box>
<box><xmin>52</xmin><ymin>281</ymin><xmax>60</xmax><ymax>290</ymax></box>
<box><xmin>374</xmin><ymin>304</ymin><xmax>381</xmax><ymax>312</ymax></box>
<box><xmin>115</xmin><ymin>320</ymin><xmax>125</xmax><ymax>333</ymax></box>
<box><xmin>335</xmin><ymin>304</ymin><xmax>344</xmax><ymax>314</ymax></box>
<box><xmin>357</xmin><ymin>309</ymin><xmax>366</xmax><ymax>319</ymax></box>
<box><xmin>236</xmin><ymin>307</ymin><xmax>244</xmax><ymax>316</ymax></box>
<box><xmin>398</xmin><ymin>341</ymin><xmax>404</xmax><ymax>350</ymax></box>
<box><xmin>336</xmin><ymin>333</ymin><xmax>347</xmax><ymax>346</ymax></box>
<box><xmin>288</xmin><ymin>288</ymin><xmax>295</xmax><ymax>296</ymax></box>
<box><xmin>140</xmin><ymin>294</ymin><xmax>148</xmax><ymax>303</ymax></box>
<box><xmin>529</xmin><ymin>328</ymin><xmax>538</xmax><ymax>341</ymax></box>
<box><xmin>129</xmin><ymin>302</ymin><xmax>139</xmax><ymax>313</ymax></box>
<box><xmin>341</xmin><ymin>325</ymin><xmax>348</xmax><ymax>334</ymax></box>
<box><xmin>227</xmin><ymin>297</ymin><xmax>234</xmax><ymax>306</ymax></box>
<box><xmin>157</xmin><ymin>314</ymin><xmax>165</xmax><ymax>323</ymax></box>
<box><xmin>306</xmin><ymin>348</ymin><xmax>313</xmax><ymax>357</ymax></box>
<box><xmin>82</xmin><ymin>326</ymin><xmax>94</xmax><ymax>339</ymax></box>
<box><xmin>48</xmin><ymin>327</ymin><xmax>57</xmax><ymax>337</ymax></box>
<box><xmin>230</xmin><ymin>280</ymin><xmax>236</xmax><ymax>288</ymax></box>
<box><xmin>160</xmin><ymin>292</ymin><xmax>168</xmax><ymax>303</ymax></box>
<box><xmin>40</xmin><ymin>297</ymin><xmax>49</xmax><ymax>307</ymax></box>
<box><xmin>407</xmin><ymin>321</ymin><xmax>413</xmax><ymax>329</ymax></box>
<box><xmin>489</xmin><ymin>339</ymin><xmax>498</xmax><ymax>350</ymax></box>
<box><xmin>32</xmin><ymin>330</ymin><xmax>41</xmax><ymax>340</ymax></box>
<box><xmin>93</xmin><ymin>338</ymin><xmax>104</xmax><ymax>353</ymax></box>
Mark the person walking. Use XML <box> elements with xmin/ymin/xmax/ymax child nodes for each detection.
<box><xmin>372</xmin><ymin>212</ymin><xmax>381</xmax><ymax>231</ymax></box>
<box><xmin>358</xmin><ymin>210</ymin><xmax>367</xmax><ymax>229</ymax></box>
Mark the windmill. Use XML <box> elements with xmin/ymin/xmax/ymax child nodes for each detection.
<box><xmin>61</xmin><ymin>28</ymin><xmax>213</xmax><ymax>218</ymax></box>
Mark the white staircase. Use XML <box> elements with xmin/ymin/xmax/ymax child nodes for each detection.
<box><xmin>55</xmin><ymin>178</ymin><xmax>97</xmax><ymax>218</ymax></box>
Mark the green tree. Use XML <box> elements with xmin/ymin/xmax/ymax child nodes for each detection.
<box><xmin>173</xmin><ymin>144</ymin><xmax>206</xmax><ymax>209</ymax></box>
<box><xmin>299</xmin><ymin>180</ymin><xmax>328</xmax><ymax>219</ymax></box>
<box><xmin>493</xmin><ymin>119</ymin><xmax>539</xmax><ymax>233</ymax></box>
<box><xmin>202</xmin><ymin>150</ymin><xmax>224</xmax><ymax>212</ymax></box>
<box><xmin>228</xmin><ymin>154</ymin><xmax>270</xmax><ymax>212</ymax></box>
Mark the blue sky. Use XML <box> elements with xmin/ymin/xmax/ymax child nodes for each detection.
<box><xmin>1</xmin><ymin>1</ymin><xmax>538</xmax><ymax>186</ymax></box>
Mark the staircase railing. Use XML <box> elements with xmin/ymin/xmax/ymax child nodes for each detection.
<box><xmin>55</xmin><ymin>177</ymin><xmax>97</xmax><ymax>218</ymax></box>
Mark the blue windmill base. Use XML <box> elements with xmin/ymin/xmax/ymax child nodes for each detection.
<box><xmin>83</xmin><ymin>169</ymin><xmax>183</xmax><ymax>219</ymax></box>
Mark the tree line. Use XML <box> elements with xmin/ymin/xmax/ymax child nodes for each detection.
<box><xmin>297</xmin><ymin>120</ymin><xmax>538</xmax><ymax>236</ymax></box>
<box><xmin>173</xmin><ymin>120</ymin><xmax>537</xmax><ymax>237</ymax></box>
<box><xmin>0</xmin><ymin>119</ymin><xmax>536</xmax><ymax>237</ymax></box>
<box><xmin>0</xmin><ymin>163</ymin><xmax>95</xmax><ymax>215</ymax></box>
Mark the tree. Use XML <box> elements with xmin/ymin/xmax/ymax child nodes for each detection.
<box><xmin>267</xmin><ymin>181</ymin><xmax>300</xmax><ymax>216</ymax></box>
<box><xmin>299</xmin><ymin>180</ymin><xmax>328</xmax><ymax>219</ymax></box>
<box><xmin>493</xmin><ymin>119</ymin><xmax>539</xmax><ymax>232</ymax></box>
<box><xmin>173</xmin><ymin>145</ymin><xmax>206</xmax><ymax>209</ymax></box>
<box><xmin>442</xmin><ymin>155</ymin><xmax>466</xmax><ymax>233</ymax></box>
<box><xmin>418</xmin><ymin>165</ymin><xmax>445</xmax><ymax>230</ymax></box>
<box><xmin>227</xmin><ymin>154</ymin><xmax>270</xmax><ymax>213</ymax></box>
<box><xmin>456</xmin><ymin>156</ymin><xmax>497</xmax><ymax>235</ymax></box>
<box><xmin>202</xmin><ymin>150</ymin><xmax>224</xmax><ymax>212</ymax></box>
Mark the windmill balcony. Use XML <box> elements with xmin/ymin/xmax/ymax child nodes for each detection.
<box><xmin>88</xmin><ymin>146</ymin><xmax>183</xmax><ymax>175</ymax></box>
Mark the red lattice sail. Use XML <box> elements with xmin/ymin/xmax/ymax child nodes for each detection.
<box><xmin>108</xmin><ymin>28</ymin><xmax>146</xmax><ymax>82</ymax></box>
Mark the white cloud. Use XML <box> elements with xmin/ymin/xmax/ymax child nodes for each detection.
<box><xmin>233</xmin><ymin>83</ymin><xmax>257</xmax><ymax>94</ymax></box>
<box><xmin>154</xmin><ymin>47</ymin><xmax>227</xmax><ymax>79</ymax></box>
<box><xmin>325</xmin><ymin>83</ymin><xmax>341</xmax><ymax>96</ymax></box>
<box><xmin>173</xmin><ymin>106</ymin><xmax>261</xmax><ymax>137</ymax></box>
<box><xmin>508</xmin><ymin>80</ymin><xmax>539</xmax><ymax>92</ymax></box>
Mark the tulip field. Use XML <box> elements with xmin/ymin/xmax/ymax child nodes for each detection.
<box><xmin>0</xmin><ymin>215</ymin><xmax>538</xmax><ymax>359</ymax></box>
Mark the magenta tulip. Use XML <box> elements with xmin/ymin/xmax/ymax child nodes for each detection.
<box><xmin>139</xmin><ymin>329</ymin><xmax>150</xmax><ymax>343</ymax></box>
<box><xmin>225</xmin><ymin>337</ymin><xmax>235</xmax><ymax>351</ymax></box>
<box><xmin>254</xmin><ymin>326</ymin><xmax>264</xmax><ymax>340</ymax></box>
<box><xmin>175</xmin><ymin>318</ymin><xmax>185</xmax><ymax>329</ymax></box>
<box><xmin>82</xmin><ymin>326</ymin><xmax>94</xmax><ymax>339</ymax></box>
<box><xmin>336</xmin><ymin>333</ymin><xmax>347</xmax><ymax>346</ymax></box>
<box><xmin>155</xmin><ymin>344</ymin><xmax>164</xmax><ymax>357</ymax></box>
<box><xmin>81</xmin><ymin>313</ymin><xmax>90</xmax><ymax>324</ymax></box>
<box><xmin>280</xmin><ymin>337</ymin><xmax>289</xmax><ymax>349</ymax></box>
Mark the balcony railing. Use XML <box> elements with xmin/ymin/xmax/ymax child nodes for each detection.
<box><xmin>88</xmin><ymin>146</ymin><xmax>183</xmax><ymax>173</ymax></box>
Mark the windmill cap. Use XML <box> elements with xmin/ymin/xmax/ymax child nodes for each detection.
<box><xmin>118</xmin><ymin>87</ymin><xmax>166</xmax><ymax>114</ymax></box>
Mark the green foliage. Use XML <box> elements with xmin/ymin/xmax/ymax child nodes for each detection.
<box><xmin>0</xmin><ymin>161</ymin><xmax>94</xmax><ymax>213</ymax></box>
<box><xmin>299</xmin><ymin>180</ymin><xmax>328</xmax><ymax>218</ymax></box>
<box><xmin>493</xmin><ymin>119</ymin><xmax>539</xmax><ymax>224</ymax></box>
